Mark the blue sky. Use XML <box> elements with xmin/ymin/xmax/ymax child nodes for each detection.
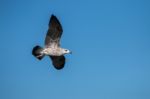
<box><xmin>0</xmin><ymin>0</ymin><xmax>150</xmax><ymax>99</ymax></box>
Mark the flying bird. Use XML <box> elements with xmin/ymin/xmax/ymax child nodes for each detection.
<box><xmin>32</xmin><ymin>15</ymin><xmax>71</xmax><ymax>70</ymax></box>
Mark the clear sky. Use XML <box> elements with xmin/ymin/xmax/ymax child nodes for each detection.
<box><xmin>0</xmin><ymin>0</ymin><xmax>150</xmax><ymax>99</ymax></box>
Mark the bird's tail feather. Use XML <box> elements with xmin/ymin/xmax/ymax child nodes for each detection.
<box><xmin>32</xmin><ymin>45</ymin><xmax>45</xmax><ymax>60</ymax></box>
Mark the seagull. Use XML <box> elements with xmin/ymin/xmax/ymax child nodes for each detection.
<box><xmin>32</xmin><ymin>15</ymin><xmax>71</xmax><ymax>70</ymax></box>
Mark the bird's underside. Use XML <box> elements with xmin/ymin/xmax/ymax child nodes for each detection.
<box><xmin>32</xmin><ymin>14</ymin><xmax>67</xmax><ymax>70</ymax></box>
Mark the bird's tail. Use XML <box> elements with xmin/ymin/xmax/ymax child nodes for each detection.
<box><xmin>32</xmin><ymin>45</ymin><xmax>45</xmax><ymax>60</ymax></box>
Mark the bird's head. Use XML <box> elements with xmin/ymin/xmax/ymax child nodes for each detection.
<box><xmin>62</xmin><ymin>49</ymin><xmax>72</xmax><ymax>54</ymax></box>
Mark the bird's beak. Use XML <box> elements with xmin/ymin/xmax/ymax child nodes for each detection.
<box><xmin>70</xmin><ymin>51</ymin><xmax>72</xmax><ymax>54</ymax></box>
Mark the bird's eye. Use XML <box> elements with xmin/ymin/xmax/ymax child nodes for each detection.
<box><xmin>65</xmin><ymin>49</ymin><xmax>68</xmax><ymax>51</ymax></box>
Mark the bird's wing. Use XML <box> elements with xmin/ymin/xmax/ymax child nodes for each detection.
<box><xmin>49</xmin><ymin>55</ymin><xmax>65</xmax><ymax>70</ymax></box>
<box><xmin>45</xmin><ymin>15</ymin><xmax>63</xmax><ymax>47</ymax></box>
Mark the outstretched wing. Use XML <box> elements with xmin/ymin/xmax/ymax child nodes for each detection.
<box><xmin>45</xmin><ymin>15</ymin><xmax>63</xmax><ymax>47</ymax></box>
<box><xmin>49</xmin><ymin>55</ymin><xmax>65</xmax><ymax>70</ymax></box>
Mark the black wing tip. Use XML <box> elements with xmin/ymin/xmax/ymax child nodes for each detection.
<box><xmin>50</xmin><ymin>14</ymin><xmax>58</xmax><ymax>21</ymax></box>
<box><xmin>53</xmin><ymin>64</ymin><xmax>65</xmax><ymax>70</ymax></box>
<box><xmin>50</xmin><ymin>14</ymin><xmax>61</xmax><ymax>24</ymax></box>
<box><xmin>50</xmin><ymin>56</ymin><xmax>65</xmax><ymax>70</ymax></box>
<box><xmin>51</xmin><ymin>14</ymin><xmax>56</xmax><ymax>18</ymax></box>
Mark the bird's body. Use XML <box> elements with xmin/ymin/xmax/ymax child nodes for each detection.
<box><xmin>42</xmin><ymin>47</ymin><xmax>64</xmax><ymax>56</ymax></box>
<box><xmin>32</xmin><ymin>14</ymin><xmax>71</xmax><ymax>70</ymax></box>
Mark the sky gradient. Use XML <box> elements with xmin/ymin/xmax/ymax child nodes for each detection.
<box><xmin>0</xmin><ymin>0</ymin><xmax>150</xmax><ymax>99</ymax></box>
